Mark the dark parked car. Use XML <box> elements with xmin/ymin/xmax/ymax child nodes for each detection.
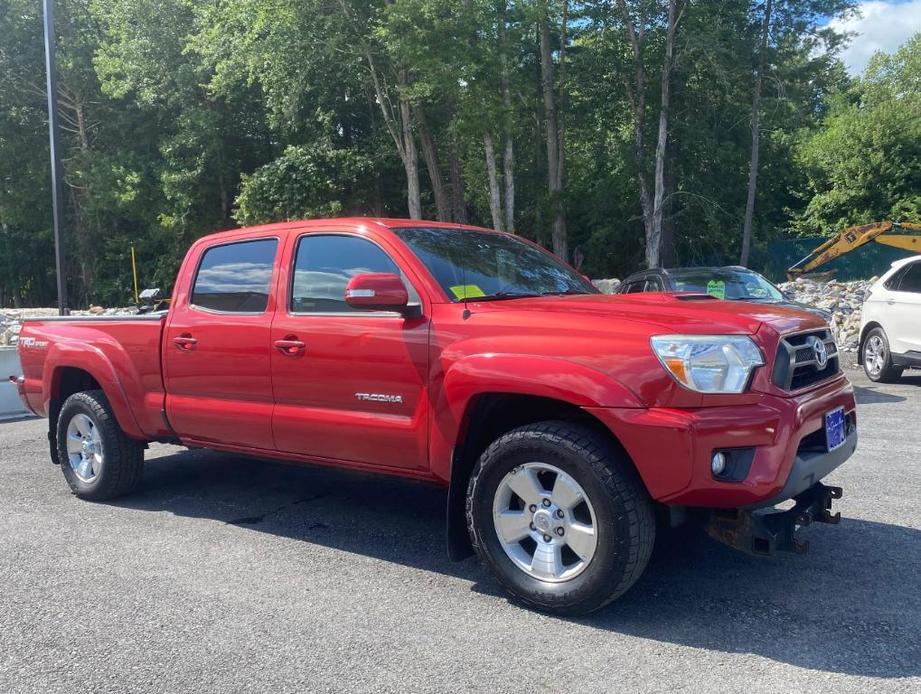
<box><xmin>617</xmin><ymin>266</ymin><xmax>832</xmax><ymax>322</ymax></box>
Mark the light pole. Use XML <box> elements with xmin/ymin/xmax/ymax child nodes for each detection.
<box><xmin>42</xmin><ymin>0</ymin><xmax>69</xmax><ymax>315</ymax></box>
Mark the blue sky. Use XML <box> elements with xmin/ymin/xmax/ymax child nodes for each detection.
<box><xmin>826</xmin><ymin>0</ymin><xmax>921</xmax><ymax>73</ymax></box>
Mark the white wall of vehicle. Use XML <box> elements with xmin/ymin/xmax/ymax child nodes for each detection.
<box><xmin>0</xmin><ymin>347</ymin><xmax>28</xmax><ymax>420</ymax></box>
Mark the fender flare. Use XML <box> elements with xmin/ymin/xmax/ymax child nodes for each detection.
<box><xmin>436</xmin><ymin>353</ymin><xmax>642</xmax><ymax>475</ymax></box>
<box><xmin>44</xmin><ymin>341</ymin><xmax>145</xmax><ymax>439</ymax></box>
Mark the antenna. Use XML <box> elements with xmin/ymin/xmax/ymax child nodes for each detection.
<box><xmin>462</xmin><ymin>260</ymin><xmax>471</xmax><ymax>320</ymax></box>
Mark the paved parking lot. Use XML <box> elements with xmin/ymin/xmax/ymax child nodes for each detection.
<box><xmin>1</xmin><ymin>368</ymin><xmax>919</xmax><ymax>693</ymax></box>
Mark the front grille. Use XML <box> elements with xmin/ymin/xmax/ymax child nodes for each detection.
<box><xmin>772</xmin><ymin>329</ymin><xmax>840</xmax><ymax>392</ymax></box>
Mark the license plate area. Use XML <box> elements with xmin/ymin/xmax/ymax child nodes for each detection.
<box><xmin>825</xmin><ymin>407</ymin><xmax>846</xmax><ymax>452</ymax></box>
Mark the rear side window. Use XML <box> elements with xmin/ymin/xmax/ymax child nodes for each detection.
<box><xmin>291</xmin><ymin>234</ymin><xmax>412</xmax><ymax>313</ymax></box>
<box><xmin>897</xmin><ymin>262</ymin><xmax>921</xmax><ymax>293</ymax></box>
<box><xmin>191</xmin><ymin>238</ymin><xmax>278</xmax><ymax>313</ymax></box>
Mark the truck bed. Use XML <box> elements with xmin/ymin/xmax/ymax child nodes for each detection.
<box><xmin>16</xmin><ymin>313</ymin><xmax>170</xmax><ymax>439</ymax></box>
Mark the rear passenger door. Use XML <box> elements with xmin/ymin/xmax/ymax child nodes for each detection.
<box><xmin>164</xmin><ymin>236</ymin><xmax>279</xmax><ymax>449</ymax></box>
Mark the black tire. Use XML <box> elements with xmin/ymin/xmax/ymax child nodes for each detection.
<box><xmin>466</xmin><ymin>421</ymin><xmax>655</xmax><ymax>616</ymax></box>
<box><xmin>56</xmin><ymin>390</ymin><xmax>145</xmax><ymax>501</ymax></box>
<box><xmin>862</xmin><ymin>327</ymin><xmax>903</xmax><ymax>383</ymax></box>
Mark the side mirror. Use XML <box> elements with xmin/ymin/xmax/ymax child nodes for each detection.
<box><xmin>345</xmin><ymin>273</ymin><xmax>419</xmax><ymax>316</ymax></box>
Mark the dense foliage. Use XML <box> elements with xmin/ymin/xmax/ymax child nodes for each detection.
<box><xmin>1</xmin><ymin>0</ymin><xmax>918</xmax><ymax>307</ymax></box>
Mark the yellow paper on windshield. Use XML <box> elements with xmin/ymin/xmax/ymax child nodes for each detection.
<box><xmin>450</xmin><ymin>284</ymin><xmax>486</xmax><ymax>300</ymax></box>
<box><xmin>706</xmin><ymin>280</ymin><xmax>726</xmax><ymax>299</ymax></box>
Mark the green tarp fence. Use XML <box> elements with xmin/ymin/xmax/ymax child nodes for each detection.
<box><xmin>766</xmin><ymin>237</ymin><xmax>917</xmax><ymax>282</ymax></box>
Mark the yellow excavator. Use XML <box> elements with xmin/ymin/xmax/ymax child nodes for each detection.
<box><xmin>786</xmin><ymin>221</ymin><xmax>921</xmax><ymax>279</ymax></box>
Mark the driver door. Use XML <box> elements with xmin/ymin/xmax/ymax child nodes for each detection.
<box><xmin>270</xmin><ymin>232</ymin><xmax>430</xmax><ymax>470</ymax></box>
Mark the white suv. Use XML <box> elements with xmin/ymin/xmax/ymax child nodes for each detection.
<box><xmin>859</xmin><ymin>255</ymin><xmax>921</xmax><ymax>382</ymax></box>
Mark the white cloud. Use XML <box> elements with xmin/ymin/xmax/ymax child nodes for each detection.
<box><xmin>829</xmin><ymin>0</ymin><xmax>921</xmax><ymax>74</ymax></box>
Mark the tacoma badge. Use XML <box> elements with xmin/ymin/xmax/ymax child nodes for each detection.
<box><xmin>355</xmin><ymin>392</ymin><xmax>403</xmax><ymax>404</ymax></box>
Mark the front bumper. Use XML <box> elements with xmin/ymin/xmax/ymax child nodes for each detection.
<box><xmin>586</xmin><ymin>375</ymin><xmax>857</xmax><ymax>508</ymax></box>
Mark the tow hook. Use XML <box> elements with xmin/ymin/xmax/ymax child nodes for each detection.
<box><xmin>707</xmin><ymin>483</ymin><xmax>843</xmax><ymax>556</ymax></box>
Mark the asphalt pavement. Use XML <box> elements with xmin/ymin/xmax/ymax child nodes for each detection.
<box><xmin>1</xmin><ymin>368</ymin><xmax>919</xmax><ymax>693</ymax></box>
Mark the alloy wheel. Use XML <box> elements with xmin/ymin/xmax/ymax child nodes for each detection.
<box><xmin>492</xmin><ymin>462</ymin><xmax>599</xmax><ymax>583</ymax></box>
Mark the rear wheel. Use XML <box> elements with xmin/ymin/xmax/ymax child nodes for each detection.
<box><xmin>56</xmin><ymin>390</ymin><xmax>145</xmax><ymax>501</ymax></box>
<box><xmin>466</xmin><ymin>421</ymin><xmax>654</xmax><ymax>615</ymax></box>
<box><xmin>863</xmin><ymin>327</ymin><xmax>902</xmax><ymax>383</ymax></box>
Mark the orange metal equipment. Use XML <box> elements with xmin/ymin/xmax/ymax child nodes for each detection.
<box><xmin>786</xmin><ymin>221</ymin><xmax>921</xmax><ymax>279</ymax></box>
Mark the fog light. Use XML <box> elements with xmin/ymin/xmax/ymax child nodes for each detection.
<box><xmin>711</xmin><ymin>452</ymin><xmax>728</xmax><ymax>476</ymax></box>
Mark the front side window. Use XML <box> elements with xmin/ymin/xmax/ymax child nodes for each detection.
<box><xmin>896</xmin><ymin>262</ymin><xmax>921</xmax><ymax>293</ymax></box>
<box><xmin>291</xmin><ymin>234</ymin><xmax>413</xmax><ymax>313</ymax></box>
<box><xmin>392</xmin><ymin>227</ymin><xmax>594</xmax><ymax>301</ymax></box>
<box><xmin>191</xmin><ymin>238</ymin><xmax>278</xmax><ymax>312</ymax></box>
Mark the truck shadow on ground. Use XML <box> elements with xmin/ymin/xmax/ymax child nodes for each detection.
<box><xmin>852</xmin><ymin>384</ymin><xmax>906</xmax><ymax>404</ymax></box>
<box><xmin>853</xmin><ymin>372</ymin><xmax>921</xmax><ymax>404</ymax></box>
<box><xmin>117</xmin><ymin>447</ymin><xmax>920</xmax><ymax>679</ymax></box>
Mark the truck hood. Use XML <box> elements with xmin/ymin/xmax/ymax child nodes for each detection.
<box><xmin>469</xmin><ymin>292</ymin><xmax>826</xmax><ymax>336</ymax></box>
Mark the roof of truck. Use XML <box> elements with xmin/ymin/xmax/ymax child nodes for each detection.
<box><xmin>201</xmin><ymin>217</ymin><xmax>496</xmax><ymax>240</ymax></box>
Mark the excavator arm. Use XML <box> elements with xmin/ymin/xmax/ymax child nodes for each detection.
<box><xmin>787</xmin><ymin>221</ymin><xmax>921</xmax><ymax>279</ymax></box>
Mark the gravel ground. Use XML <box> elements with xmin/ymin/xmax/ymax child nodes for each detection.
<box><xmin>1</xmin><ymin>368</ymin><xmax>919</xmax><ymax>693</ymax></box>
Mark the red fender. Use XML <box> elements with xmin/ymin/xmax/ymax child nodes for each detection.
<box><xmin>430</xmin><ymin>353</ymin><xmax>643</xmax><ymax>482</ymax></box>
<box><xmin>44</xmin><ymin>340</ymin><xmax>146</xmax><ymax>439</ymax></box>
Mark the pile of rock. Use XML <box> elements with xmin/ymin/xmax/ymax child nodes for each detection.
<box><xmin>591</xmin><ymin>278</ymin><xmax>621</xmax><ymax>294</ymax></box>
<box><xmin>0</xmin><ymin>306</ymin><xmax>137</xmax><ymax>346</ymax></box>
<box><xmin>777</xmin><ymin>278</ymin><xmax>872</xmax><ymax>354</ymax></box>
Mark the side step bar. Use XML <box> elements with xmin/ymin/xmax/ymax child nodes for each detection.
<box><xmin>706</xmin><ymin>483</ymin><xmax>843</xmax><ymax>556</ymax></box>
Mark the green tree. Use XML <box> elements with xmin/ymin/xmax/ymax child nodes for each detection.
<box><xmin>796</xmin><ymin>34</ymin><xmax>921</xmax><ymax>233</ymax></box>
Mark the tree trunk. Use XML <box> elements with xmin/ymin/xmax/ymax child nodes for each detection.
<box><xmin>661</xmin><ymin>151</ymin><xmax>677</xmax><ymax>266</ymax></box>
<box><xmin>539</xmin><ymin>5</ymin><xmax>567</xmax><ymax>260</ymax></box>
<box><xmin>617</xmin><ymin>0</ymin><xmax>655</xmax><ymax>264</ymax></box>
<box><xmin>417</xmin><ymin>107</ymin><xmax>451</xmax><ymax>222</ymax></box>
<box><xmin>399</xmin><ymin>95</ymin><xmax>422</xmax><ymax>219</ymax></box>
<box><xmin>740</xmin><ymin>0</ymin><xmax>773</xmax><ymax>266</ymax></box>
<box><xmin>649</xmin><ymin>0</ymin><xmax>681</xmax><ymax>269</ymax></box>
<box><xmin>499</xmin><ymin>2</ymin><xmax>515</xmax><ymax>232</ymax></box>
<box><xmin>503</xmin><ymin>136</ymin><xmax>515</xmax><ymax>233</ymax></box>
<box><xmin>449</xmin><ymin>133</ymin><xmax>469</xmax><ymax>223</ymax></box>
<box><xmin>483</xmin><ymin>133</ymin><xmax>504</xmax><ymax>230</ymax></box>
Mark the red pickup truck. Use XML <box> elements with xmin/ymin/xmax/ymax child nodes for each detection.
<box><xmin>12</xmin><ymin>218</ymin><xmax>857</xmax><ymax>614</ymax></box>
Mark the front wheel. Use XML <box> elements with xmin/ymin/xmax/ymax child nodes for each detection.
<box><xmin>863</xmin><ymin>327</ymin><xmax>903</xmax><ymax>383</ymax></box>
<box><xmin>56</xmin><ymin>390</ymin><xmax>145</xmax><ymax>501</ymax></box>
<box><xmin>466</xmin><ymin>421</ymin><xmax>655</xmax><ymax>615</ymax></box>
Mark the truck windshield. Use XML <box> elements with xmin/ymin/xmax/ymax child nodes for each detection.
<box><xmin>392</xmin><ymin>227</ymin><xmax>595</xmax><ymax>301</ymax></box>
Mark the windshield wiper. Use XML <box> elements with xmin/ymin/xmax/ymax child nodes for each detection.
<box><xmin>474</xmin><ymin>291</ymin><xmax>542</xmax><ymax>302</ymax></box>
<box><xmin>540</xmin><ymin>290</ymin><xmax>589</xmax><ymax>296</ymax></box>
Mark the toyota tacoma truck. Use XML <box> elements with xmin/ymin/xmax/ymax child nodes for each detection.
<box><xmin>11</xmin><ymin>218</ymin><xmax>857</xmax><ymax>615</ymax></box>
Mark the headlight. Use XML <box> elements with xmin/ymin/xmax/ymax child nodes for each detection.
<box><xmin>650</xmin><ymin>335</ymin><xmax>764</xmax><ymax>393</ymax></box>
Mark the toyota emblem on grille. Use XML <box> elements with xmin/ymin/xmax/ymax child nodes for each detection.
<box><xmin>808</xmin><ymin>335</ymin><xmax>828</xmax><ymax>369</ymax></box>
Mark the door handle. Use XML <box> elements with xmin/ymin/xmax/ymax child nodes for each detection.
<box><xmin>274</xmin><ymin>337</ymin><xmax>306</xmax><ymax>356</ymax></box>
<box><xmin>173</xmin><ymin>335</ymin><xmax>198</xmax><ymax>350</ymax></box>
<box><xmin>887</xmin><ymin>300</ymin><xmax>895</xmax><ymax>305</ymax></box>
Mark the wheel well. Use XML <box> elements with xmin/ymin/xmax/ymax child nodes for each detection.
<box><xmin>52</xmin><ymin>367</ymin><xmax>102</xmax><ymax>411</ymax></box>
<box><xmin>48</xmin><ymin>368</ymin><xmax>102</xmax><ymax>463</ymax></box>
<box><xmin>857</xmin><ymin>322</ymin><xmax>882</xmax><ymax>365</ymax></box>
<box><xmin>445</xmin><ymin>393</ymin><xmax>636</xmax><ymax>560</ymax></box>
